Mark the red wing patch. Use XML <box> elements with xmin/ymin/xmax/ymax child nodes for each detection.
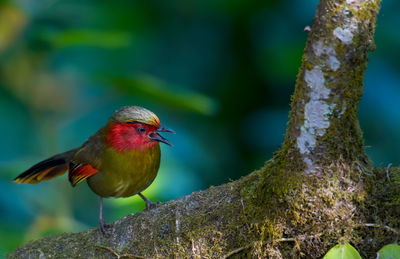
<box><xmin>68</xmin><ymin>163</ymin><xmax>99</xmax><ymax>187</ymax></box>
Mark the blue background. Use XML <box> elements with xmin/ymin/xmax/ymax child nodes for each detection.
<box><xmin>0</xmin><ymin>0</ymin><xmax>399</xmax><ymax>256</ymax></box>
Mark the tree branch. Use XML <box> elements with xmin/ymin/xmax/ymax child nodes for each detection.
<box><xmin>284</xmin><ymin>0</ymin><xmax>380</xmax><ymax>173</ymax></box>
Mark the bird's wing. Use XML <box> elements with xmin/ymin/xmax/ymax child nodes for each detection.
<box><xmin>68</xmin><ymin>127</ymin><xmax>105</xmax><ymax>186</ymax></box>
<box><xmin>69</xmin><ymin>163</ymin><xmax>99</xmax><ymax>186</ymax></box>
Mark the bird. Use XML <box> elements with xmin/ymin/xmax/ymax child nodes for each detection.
<box><xmin>14</xmin><ymin>106</ymin><xmax>174</xmax><ymax>234</ymax></box>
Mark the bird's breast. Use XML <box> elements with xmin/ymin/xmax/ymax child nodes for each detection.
<box><xmin>87</xmin><ymin>144</ymin><xmax>161</xmax><ymax>198</ymax></box>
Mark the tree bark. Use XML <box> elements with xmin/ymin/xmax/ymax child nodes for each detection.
<box><xmin>10</xmin><ymin>0</ymin><xmax>400</xmax><ymax>258</ymax></box>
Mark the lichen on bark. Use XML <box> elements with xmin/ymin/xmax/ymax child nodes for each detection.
<box><xmin>9</xmin><ymin>0</ymin><xmax>399</xmax><ymax>258</ymax></box>
<box><xmin>285</xmin><ymin>0</ymin><xmax>381</xmax><ymax>173</ymax></box>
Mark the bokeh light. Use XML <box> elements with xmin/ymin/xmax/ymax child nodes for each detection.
<box><xmin>1</xmin><ymin>0</ymin><xmax>399</xmax><ymax>256</ymax></box>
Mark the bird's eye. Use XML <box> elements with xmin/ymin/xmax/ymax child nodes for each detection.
<box><xmin>136</xmin><ymin>127</ymin><xmax>146</xmax><ymax>134</ymax></box>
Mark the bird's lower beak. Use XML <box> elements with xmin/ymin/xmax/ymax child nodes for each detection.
<box><xmin>149</xmin><ymin>126</ymin><xmax>175</xmax><ymax>146</ymax></box>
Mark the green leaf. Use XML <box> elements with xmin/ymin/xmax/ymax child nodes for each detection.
<box><xmin>53</xmin><ymin>30</ymin><xmax>132</xmax><ymax>48</ymax></box>
<box><xmin>323</xmin><ymin>243</ymin><xmax>361</xmax><ymax>259</ymax></box>
<box><xmin>102</xmin><ymin>74</ymin><xmax>219</xmax><ymax>116</ymax></box>
<box><xmin>377</xmin><ymin>244</ymin><xmax>400</xmax><ymax>259</ymax></box>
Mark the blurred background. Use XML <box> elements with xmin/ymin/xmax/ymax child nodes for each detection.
<box><xmin>0</xmin><ymin>0</ymin><xmax>399</xmax><ymax>256</ymax></box>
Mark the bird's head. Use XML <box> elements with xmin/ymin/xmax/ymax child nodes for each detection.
<box><xmin>106</xmin><ymin>106</ymin><xmax>175</xmax><ymax>152</ymax></box>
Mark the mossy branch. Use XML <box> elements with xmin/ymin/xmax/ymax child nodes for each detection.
<box><xmin>10</xmin><ymin>0</ymin><xmax>395</xmax><ymax>258</ymax></box>
<box><xmin>8</xmin><ymin>164</ymin><xmax>400</xmax><ymax>258</ymax></box>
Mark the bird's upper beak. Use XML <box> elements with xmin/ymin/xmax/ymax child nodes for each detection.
<box><xmin>149</xmin><ymin>126</ymin><xmax>175</xmax><ymax>146</ymax></box>
<box><xmin>157</xmin><ymin>126</ymin><xmax>175</xmax><ymax>134</ymax></box>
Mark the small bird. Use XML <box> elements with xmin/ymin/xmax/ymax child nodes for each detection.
<box><xmin>14</xmin><ymin>106</ymin><xmax>174</xmax><ymax>233</ymax></box>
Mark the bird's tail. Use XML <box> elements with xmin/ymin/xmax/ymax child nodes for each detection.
<box><xmin>14</xmin><ymin>150</ymin><xmax>76</xmax><ymax>184</ymax></box>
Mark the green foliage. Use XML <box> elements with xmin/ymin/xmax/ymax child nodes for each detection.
<box><xmin>104</xmin><ymin>74</ymin><xmax>219</xmax><ymax>116</ymax></box>
<box><xmin>323</xmin><ymin>243</ymin><xmax>361</xmax><ymax>259</ymax></box>
<box><xmin>377</xmin><ymin>244</ymin><xmax>400</xmax><ymax>259</ymax></box>
<box><xmin>53</xmin><ymin>30</ymin><xmax>132</xmax><ymax>48</ymax></box>
<box><xmin>323</xmin><ymin>243</ymin><xmax>400</xmax><ymax>259</ymax></box>
<box><xmin>1</xmin><ymin>0</ymin><xmax>400</xmax><ymax>256</ymax></box>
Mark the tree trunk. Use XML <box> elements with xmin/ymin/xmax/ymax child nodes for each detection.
<box><xmin>10</xmin><ymin>0</ymin><xmax>400</xmax><ymax>258</ymax></box>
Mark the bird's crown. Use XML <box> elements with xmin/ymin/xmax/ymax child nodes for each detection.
<box><xmin>111</xmin><ymin>106</ymin><xmax>160</xmax><ymax>126</ymax></box>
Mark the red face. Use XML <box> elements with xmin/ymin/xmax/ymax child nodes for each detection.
<box><xmin>107</xmin><ymin>122</ymin><xmax>172</xmax><ymax>152</ymax></box>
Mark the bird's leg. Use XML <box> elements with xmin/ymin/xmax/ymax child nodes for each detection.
<box><xmin>99</xmin><ymin>197</ymin><xmax>110</xmax><ymax>234</ymax></box>
<box><xmin>138</xmin><ymin>192</ymin><xmax>159</xmax><ymax>210</ymax></box>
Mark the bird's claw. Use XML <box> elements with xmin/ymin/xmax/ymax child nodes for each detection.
<box><xmin>145</xmin><ymin>201</ymin><xmax>161</xmax><ymax>210</ymax></box>
<box><xmin>99</xmin><ymin>219</ymin><xmax>112</xmax><ymax>236</ymax></box>
<box><xmin>138</xmin><ymin>192</ymin><xmax>160</xmax><ymax>210</ymax></box>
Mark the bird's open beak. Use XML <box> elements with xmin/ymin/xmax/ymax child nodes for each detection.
<box><xmin>149</xmin><ymin>126</ymin><xmax>175</xmax><ymax>146</ymax></box>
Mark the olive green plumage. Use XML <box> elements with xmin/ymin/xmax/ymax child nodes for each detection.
<box><xmin>88</xmin><ymin>143</ymin><xmax>161</xmax><ymax>198</ymax></box>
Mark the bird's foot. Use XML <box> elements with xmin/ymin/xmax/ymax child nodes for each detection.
<box><xmin>138</xmin><ymin>192</ymin><xmax>161</xmax><ymax>210</ymax></box>
<box><xmin>145</xmin><ymin>200</ymin><xmax>161</xmax><ymax>210</ymax></box>
<box><xmin>99</xmin><ymin>218</ymin><xmax>111</xmax><ymax>236</ymax></box>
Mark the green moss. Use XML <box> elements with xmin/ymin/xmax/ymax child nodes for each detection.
<box><xmin>236</xmin><ymin>157</ymin><xmax>386</xmax><ymax>258</ymax></box>
<box><xmin>356</xmin><ymin>1</ymin><xmax>381</xmax><ymax>25</ymax></box>
<box><xmin>280</xmin><ymin>0</ymin><xmax>382</xmax><ymax>169</ymax></box>
<box><xmin>9</xmin><ymin>159</ymin><xmax>399</xmax><ymax>258</ymax></box>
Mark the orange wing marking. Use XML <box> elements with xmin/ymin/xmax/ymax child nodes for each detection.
<box><xmin>68</xmin><ymin>163</ymin><xmax>99</xmax><ymax>187</ymax></box>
